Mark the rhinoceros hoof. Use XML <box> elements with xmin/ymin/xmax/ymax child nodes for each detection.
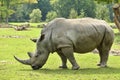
<box><xmin>72</xmin><ymin>66</ymin><xmax>80</xmax><ymax>70</ymax></box>
<box><xmin>97</xmin><ymin>64</ymin><xmax>107</xmax><ymax>67</ymax></box>
<box><xmin>59</xmin><ymin>66</ymin><xmax>68</xmax><ymax>69</ymax></box>
<box><xmin>97</xmin><ymin>63</ymin><xmax>101</xmax><ymax>66</ymax></box>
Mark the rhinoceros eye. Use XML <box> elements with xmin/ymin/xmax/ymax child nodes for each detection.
<box><xmin>35</xmin><ymin>54</ymin><xmax>39</xmax><ymax>57</ymax></box>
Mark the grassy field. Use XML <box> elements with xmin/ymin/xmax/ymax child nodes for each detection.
<box><xmin>0</xmin><ymin>27</ymin><xmax>120</xmax><ymax>80</ymax></box>
<box><xmin>10</xmin><ymin>22</ymin><xmax>46</xmax><ymax>28</ymax></box>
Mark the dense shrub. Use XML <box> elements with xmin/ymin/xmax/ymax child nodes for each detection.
<box><xmin>46</xmin><ymin>11</ymin><xmax>57</xmax><ymax>22</ymax></box>
<box><xmin>29</xmin><ymin>9</ymin><xmax>42</xmax><ymax>23</ymax></box>
<box><xmin>69</xmin><ymin>8</ymin><xmax>78</xmax><ymax>19</ymax></box>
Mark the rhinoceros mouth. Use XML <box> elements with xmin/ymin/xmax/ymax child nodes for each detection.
<box><xmin>31</xmin><ymin>65</ymin><xmax>42</xmax><ymax>70</ymax></box>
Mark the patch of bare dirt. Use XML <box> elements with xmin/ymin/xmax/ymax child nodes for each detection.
<box><xmin>0</xmin><ymin>23</ymin><xmax>12</xmax><ymax>28</ymax></box>
<box><xmin>0</xmin><ymin>35</ymin><xmax>25</xmax><ymax>38</ymax></box>
<box><xmin>92</xmin><ymin>49</ymin><xmax>120</xmax><ymax>56</ymax></box>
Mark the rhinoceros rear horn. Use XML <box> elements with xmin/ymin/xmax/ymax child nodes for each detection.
<box><xmin>27</xmin><ymin>52</ymin><xmax>33</xmax><ymax>58</ymax></box>
<box><xmin>14</xmin><ymin>56</ymin><xmax>31</xmax><ymax>65</ymax></box>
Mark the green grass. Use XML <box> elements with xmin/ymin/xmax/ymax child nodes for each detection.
<box><xmin>112</xmin><ymin>29</ymin><xmax>120</xmax><ymax>49</ymax></box>
<box><xmin>10</xmin><ymin>22</ymin><xmax>46</xmax><ymax>28</ymax></box>
<box><xmin>0</xmin><ymin>28</ymin><xmax>120</xmax><ymax>80</ymax></box>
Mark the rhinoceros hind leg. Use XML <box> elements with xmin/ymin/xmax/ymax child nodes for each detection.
<box><xmin>97</xmin><ymin>47</ymin><xmax>110</xmax><ymax>68</ymax></box>
<box><xmin>97</xmin><ymin>63</ymin><xmax>107</xmax><ymax>67</ymax></box>
<box><xmin>97</xmin><ymin>28</ymin><xmax>113</xmax><ymax>68</ymax></box>
<box><xmin>61</xmin><ymin>47</ymin><xmax>80</xmax><ymax>70</ymax></box>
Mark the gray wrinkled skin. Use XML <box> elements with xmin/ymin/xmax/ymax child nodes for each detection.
<box><xmin>15</xmin><ymin>18</ymin><xmax>114</xmax><ymax>70</ymax></box>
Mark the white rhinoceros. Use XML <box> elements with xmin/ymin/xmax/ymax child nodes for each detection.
<box><xmin>14</xmin><ymin>18</ymin><xmax>114</xmax><ymax>70</ymax></box>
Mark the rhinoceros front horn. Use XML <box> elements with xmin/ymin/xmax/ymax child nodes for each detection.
<box><xmin>14</xmin><ymin>56</ymin><xmax>31</xmax><ymax>65</ymax></box>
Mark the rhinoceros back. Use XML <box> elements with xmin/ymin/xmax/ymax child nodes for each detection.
<box><xmin>43</xmin><ymin>18</ymin><xmax>114</xmax><ymax>53</ymax></box>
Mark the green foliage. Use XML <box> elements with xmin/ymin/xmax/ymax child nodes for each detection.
<box><xmin>0</xmin><ymin>0</ymin><xmax>15</xmax><ymax>23</ymax></box>
<box><xmin>0</xmin><ymin>27</ymin><xmax>120</xmax><ymax>80</ymax></box>
<box><xmin>74</xmin><ymin>0</ymin><xmax>96</xmax><ymax>18</ymax></box>
<box><xmin>51</xmin><ymin>0</ymin><xmax>96</xmax><ymax>18</ymax></box>
<box><xmin>29</xmin><ymin>9</ymin><xmax>42</xmax><ymax>23</ymax></box>
<box><xmin>13</xmin><ymin>4</ymin><xmax>34</xmax><ymax>22</ymax></box>
<box><xmin>78</xmin><ymin>9</ymin><xmax>85</xmax><ymax>18</ymax></box>
<box><xmin>1</xmin><ymin>0</ymin><xmax>119</xmax><ymax>22</ymax></box>
<box><xmin>69</xmin><ymin>8</ymin><xmax>78</xmax><ymax>19</ymax></box>
<box><xmin>95</xmin><ymin>4</ymin><xmax>110</xmax><ymax>22</ymax></box>
<box><xmin>95</xmin><ymin>0</ymin><xmax>120</xmax><ymax>3</ymax></box>
<box><xmin>37</xmin><ymin>0</ymin><xmax>52</xmax><ymax>21</ymax></box>
<box><xmin>51</xmin><ymin>0</ymin><xmax>74</xmax><ymax>18</ymax></box>
<box><xmin>46</xmin><ymin>11</ymin><xmax>57</xmax><ymax>22</ymax></box>
<box><xmin>0</xmin><ymin>0</ymin><xmax>37</xmax><ymax>23</ymax></box>
<box><xmin>13</xmin><ymin>5</ymin><xmax>25</xmax><ymax>22</ymax></box>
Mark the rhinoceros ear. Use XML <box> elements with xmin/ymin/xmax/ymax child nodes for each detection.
<box><xmin>43</xmin><ymin>24</ymin><xmax>47</xmax><ymax>28</ymax></box>
<box><xmin>30</xmin><ymin>38</ymin><xmax>37</xmax><ymax>43</ymax></box>
<box><xmin>39</xmin><ymin>34</ymin><xmax>45</xmax><ymax>41</ymax></box>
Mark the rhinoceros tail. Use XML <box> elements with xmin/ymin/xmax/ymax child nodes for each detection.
<box><xmin>99</xmin><ymin>26</ymin><xmax>114</xmax><ymax>50</ymax></box>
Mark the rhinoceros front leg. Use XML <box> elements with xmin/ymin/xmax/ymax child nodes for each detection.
<box><xmin>61</xmin><ymin>47</ymin><xmax>80</xmax><ymax>70</ymax></box>
<box><xmin>57</xmin><ymin>50</ymin><xmax>67</xmax><ymax>69</ymax></box>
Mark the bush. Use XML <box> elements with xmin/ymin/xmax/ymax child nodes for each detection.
<box><xmin>29</xmin><ymin>9</ymin><xmax>42</xmax><ymax>23</ymax></box>
<box><xmin>78</xmin><ymin>9</ymin><xmax>85</xmax><ymax>18</ymax></box>
<box><xmin>69</xmin><ymin>8</ymin><xmax>78</xmax><ymax>18</ymax></box>
<box><xmin>95</xmin><ymin>4</ymin><xmax>110</xmax><ymax>22</ymax></box>
<box><xmin>46</xmin><ymin>11</ymin><xmax>57</xmax><ymax>22</ymax></box>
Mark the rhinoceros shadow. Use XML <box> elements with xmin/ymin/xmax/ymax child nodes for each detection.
<box><xmin>20</xmin><ymin>67</ymin><xmax>120</xmax><ymax>75</ymax></box>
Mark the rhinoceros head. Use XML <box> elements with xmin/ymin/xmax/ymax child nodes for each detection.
<box><xmin>14</xmin><ymin>34</ymin><xmax>50</xmax><ymax>70</ymax></box>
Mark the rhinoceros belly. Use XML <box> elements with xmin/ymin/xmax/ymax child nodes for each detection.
<box><xmin>66</xmin><ymin>26</ymin><xmax>104</xmax><ymax>53</ymax></box>
<box><xmin>74</xmin><ymin>37</ymin><xmax>98</xmax><ymax>53</ymax></box>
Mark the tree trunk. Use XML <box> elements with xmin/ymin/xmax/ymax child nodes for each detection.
<box><xmin>113</xmin><ymin>3</ymin><xmax>120</xmax><ymax>31</ymax></box>
<box><xmin>5</xmin><ymin>10</ymin><xmax>9</xmax><ymax>24</ymax></box>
